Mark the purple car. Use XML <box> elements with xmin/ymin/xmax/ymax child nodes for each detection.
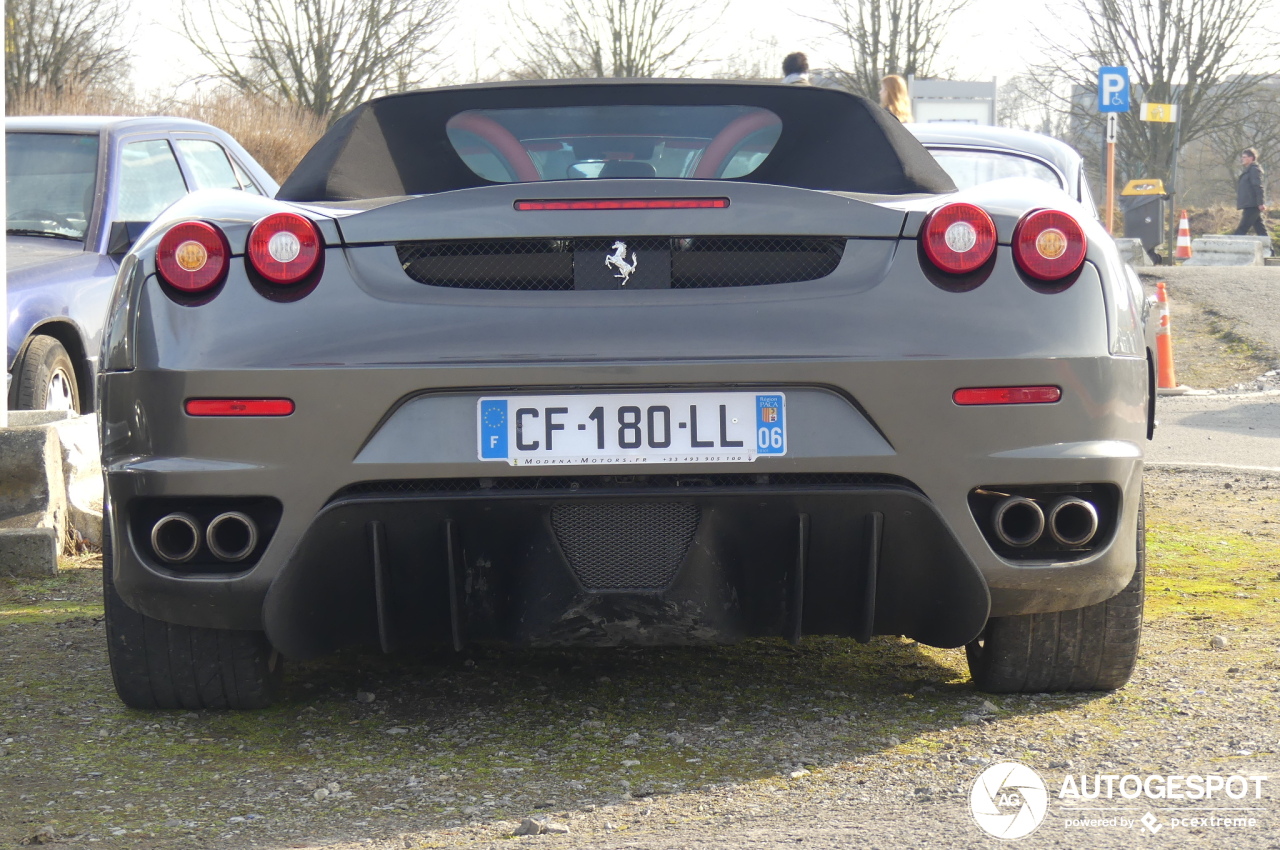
<box><xmin>5</xmin><ymin>116</ymin><xmax>278</xmax><ymax>412</ymax></box>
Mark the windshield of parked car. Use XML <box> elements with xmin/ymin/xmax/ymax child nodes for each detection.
<box><xmin>927</xmin><ymin>148</ymin><xmax>1064</xmax><ymax>193</ymax></box>
<box><xmin>5</xmin><ymin>132</ymin><xmax>99</xmax><ymax>241</ymax></box>
<box><xmin>446</xmin><ymin>105</ymin><xmax>782</xmax><ymax>182</ymax></box>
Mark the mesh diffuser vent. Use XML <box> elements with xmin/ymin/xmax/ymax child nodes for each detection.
<box><xmin>551</xmin><ymin>502</ymin><xmax>700</xmax><ymax>590</ymax></box>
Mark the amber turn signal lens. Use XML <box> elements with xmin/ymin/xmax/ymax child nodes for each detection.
<box><xmin>1013</xmin><ymin>209</ymin><xmax>1086</xmax><ymax>281</ymax></box>
<box><xmin>157</xmin><ymin>222</ymin><xmax>230</xmax><ymax>293</ymax></box>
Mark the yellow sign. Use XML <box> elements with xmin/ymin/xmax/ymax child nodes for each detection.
<box><xmin>1141</xmin><ymin>103</ymin><xmax>1178</xmax><ymax>122</ymax></box>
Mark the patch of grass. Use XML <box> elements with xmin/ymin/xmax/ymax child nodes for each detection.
<box><xmin>1146</xmin><ymin>517</ymin><xmax>1280</xmax><ymax>621</ymax></box>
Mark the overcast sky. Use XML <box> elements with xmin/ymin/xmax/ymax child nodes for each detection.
<box><xmin>126</xmin><ymin>0</ymin><xmax>1052</xmax><ymax>98</ymax></box>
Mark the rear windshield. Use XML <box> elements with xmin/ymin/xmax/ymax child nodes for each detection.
<box><xmin>446</xmin><ymin>105</ymin><xmax>781</xmax><ymax>183</ymax></box>
<box><xmin>927</xmin><ymin>148</ymin><xmax>1063</xmax><ymax>192</ymax></box>
<box><xmin>6</xmin><ymin>132</ymin><xmax>100</xmax><ymax>241</ymax></box>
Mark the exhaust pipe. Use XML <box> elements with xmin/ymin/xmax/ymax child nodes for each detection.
<box><xmin>151</xmin><ymin>513</ymin><xmax>202</xmax><ymax>563</ymax></box>
<box><xmin>992</xmin><ymin>496</ymin><xmax>1044</xmax><ymax>548</ymax></box>
<box><xmin>1048</xmin><ymin>497</ymin><xmax>1099</xmax><ymax>547</ymax></box>
<box><xmin>206</xmin><ymin>512</ymin><xmax>259</xmax><ymax>562</ymax></box>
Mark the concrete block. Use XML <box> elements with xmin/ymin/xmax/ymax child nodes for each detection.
<box><xmin>1112</xmin><ymin>237</ymin><xmax>1152</xmax><ymax>267</ymax></box>
<box><xmin>7</xmin><ymin>410</ymin><xmax>74</xmax><ymax>428</ymax></box>
<box><xmin>0</xmin><ymin>417</ymin><xmax>76</xmax><ymax>574</ymax></box>
<box><xmin>0</xmin><ymin>527</ymin><xmax>59</xmax><ymax>576</ymax></box>
<box><xmin>0</xmin><ymin>426</ymin><xmax>67</xmax><ymax>541</ymax></box>
<box><xmin>1236</xmin><ymin>234</ymin><xmax>1273</xmax><ymax>258</ymax></box>
<box><xmin>1183</xmin><ymin>236</ymin><xmax>1266</xmax><ymax>266</ymax></box>
<box><xmin>51</xmin><ymin>415</ymin><xmax>103</xmax><ymax>547</ymax></box>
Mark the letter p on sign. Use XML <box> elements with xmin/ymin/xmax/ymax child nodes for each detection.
<box><xmin>1098</xmin><ymin>67</ymin><xmax>1130</xmax><ymax>112</ymax></box>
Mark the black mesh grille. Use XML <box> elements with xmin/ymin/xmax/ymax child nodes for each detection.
<box><xmin>395</xmin><ymin>237</ymin><xmax>845</xmax><ymax>290</ymax></box>
<box><xmin>397</xmin><ymin>239</ymin><xmax>574</xmax><ymax>290</ymax></box>
<box><xmin>332</xmin><ymin>473</ymin><xmax>917</xmax><ymax>500</ymax></box>
<box><xmin>671</xmin><ymin>237</ymin><xmax>844</xmax><ymax>288</ymax></box>
<box><xmin>551</xmin><ymin>502</ymin><xmax>700</xmax><ymax>590</ymax></box>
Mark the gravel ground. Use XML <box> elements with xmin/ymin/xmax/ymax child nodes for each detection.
<box><xmin>2</xmin><ymin>465</ymin><xmax>1278</xmax><ymax>850</ymax></box>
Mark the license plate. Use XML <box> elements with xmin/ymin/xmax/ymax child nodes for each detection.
<box><xmin>478</xmin><ymin>392</ymin><xmax>786</xmax><ymax>466</ymax></box>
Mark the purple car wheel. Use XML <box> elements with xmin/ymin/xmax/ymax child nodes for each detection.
<box><xmin>10</xmin><ymin>335</ymin><xmax>79</xmax><ymax>414</ymax></box>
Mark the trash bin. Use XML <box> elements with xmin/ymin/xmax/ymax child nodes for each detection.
<box><xmin>1120</xmin><ymin>179</ymin><xmax>1170</xmax><ymax>259</ymax></box>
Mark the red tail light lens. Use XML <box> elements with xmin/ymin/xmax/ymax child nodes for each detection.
<box><xmin>515</xmin><ymin>198</ymin><xmax>730</xmax><ymax>211</ymax></box>
<box><xmin>954</xmin><ymin>386</ymin><xmax>1062</xmax><ymax>405</ymax></box>
<box><xmin>247</xmin><ymin>213</ymin><xmax>322</xmax><ymax>285</ymax></box>
<box><xmin>921</xmin><ymin>203</ymin><xmax>997</xmax><ymax>274</ymax></box>
<box><xmin>156</xmin><ymin>222</ymin><xmax>230</xmax><ymax>293</ymax></box>
<box><xmin>185</xmin><ymin>398</ymin><xmax>295</xmax><ymax>416</ymax></box>
<box><xmin>1013</xmin><ymin>209</ymin><xmax>1086</xmax><ymax>281</ymax></box>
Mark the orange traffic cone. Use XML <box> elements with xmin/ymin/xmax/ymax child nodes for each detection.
<box><xmin>1174</xmin><ymin>210</ymin><xmax>1193</xmax><ymax>260</ymax></box>
<box><xmin>1156</xmin><ymin>281</ymin><xmax>1177</xmax><ymax>388</ymax></box>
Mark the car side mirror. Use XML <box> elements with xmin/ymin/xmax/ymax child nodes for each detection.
<box><xmin>107</xmin><ymin>221</ymin><xmax>152</xmax><ymax>256</ymax></box>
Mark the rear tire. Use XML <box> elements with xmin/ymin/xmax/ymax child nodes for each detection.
<box><xmin>966</xmin><ymin>494</ymin><xmax>1144</xmax><ymax>693</ymax></box>
<box><xmin>102</xmin><ymin>520</ymin><xmax>283</xmax><ymax>709</ymax></box>
<box><xmin>10</xmin><ymin>335</ymin><xmax>80</xmax><ymax>413</ymax></box>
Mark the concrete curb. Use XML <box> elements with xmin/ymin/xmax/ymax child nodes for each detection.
<box><xmin>0</xmin><ymin>411</ymin><xmax>103</xmax><ymax>576</ymax></box>
<box><xmin>1182</xmin><ymin>236</ymin><xmax>1268</xmax><ymax>266</ymax></box>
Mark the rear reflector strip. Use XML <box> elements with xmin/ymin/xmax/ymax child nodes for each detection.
<box><xmin>514</xmin><ymin>198</ymin><xmax>730</xmax><ymax>211</ymax></box>
<box><xmin>953</xmin><ymin>386</ymin><xmax>1062</xmax><ymax>405</ymax></box>
<box><xmin>185</xmin><ymin>399</ymin><xmax>295</xmax><ymax>417</ymax></box>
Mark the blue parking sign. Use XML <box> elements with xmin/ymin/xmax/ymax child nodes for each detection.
<box><xmin>1098</xmin><ymin>67</ymin><xmax>1130</xmax><ymax>113</ymax></box>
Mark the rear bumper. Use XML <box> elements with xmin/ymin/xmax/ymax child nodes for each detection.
<box><xmin>101</xmin><ymin>351</ymin><xmax>1146</xmax><ymax>652</ymax></box>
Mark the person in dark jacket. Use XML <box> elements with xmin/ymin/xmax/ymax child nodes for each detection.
<box><xmin>781</xmin><ymin>52</ymin><xmax>810</xmax><ymax>85</ymax></box>
<box><xmin>1234</xmin><ymin>148</ymin><xmax>1268</xmax><ymax>236</ymax></box>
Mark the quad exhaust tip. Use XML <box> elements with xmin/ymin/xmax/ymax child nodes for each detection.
<box><xmin>992</xmin><ymin>496</ymin><xmax>1045</xmax><ymax>548</ymax></box>
<box><xmin>1047</xmin><ymin>497</ymin><xmax>1099</xmax><ymax>547</ymax></box>
<box><xmin>206</xmin><ymin>512</ymin><xmax>259</xmax><ymax>562</ymax></box>
<box><xmin>151</xmin><ymin>513</ymin><xmax>202</xmax><ymax>563</ymax></box>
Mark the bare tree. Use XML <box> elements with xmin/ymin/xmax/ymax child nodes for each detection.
<box><xmin>813</xmin><ymin>0</ymin><xmax>964</xmax><ymax>99</ymax></box>
<box><xmin>180</xmin><ymin>0</ymin><xmax>456</xmax><ymax>123</ymax></box>
<box><xmin>506</xmin><ymin>0</ymin><xmax>722</xmax><ymax>80</ymax></box>
<box><xmin>1036</xmin><ymin>0</ymin><xmax>1277</xmax><ymax>191</ymax></box>
<box><xmin>4</xmin><ymin>0</ymin><xmax>130</xmax><ymax>102</ymax></box>
<box><xmin>997</xmin><ymin>74</ymin><xmax>1070</xmax><ymax>136</ymax></box>
<box><xmin>708</xmin><ymin>35</ymin><xmax>782</xmax><ymax>82</ymax></box>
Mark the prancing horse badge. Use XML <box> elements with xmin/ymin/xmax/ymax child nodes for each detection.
<box><xmin>605</xmin><ymin>240</ymin><xmax>638</xmax><ymax>285</ymax></box>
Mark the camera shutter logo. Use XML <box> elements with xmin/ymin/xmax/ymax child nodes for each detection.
<box><xmin>970</xmin><ymin>762</ymin><xmax>1049</xmax><ymax>839</ymax></box>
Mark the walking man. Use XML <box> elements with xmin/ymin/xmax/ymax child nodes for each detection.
<box><xmin>1234</xmin><ymin>148</ymin><xmax>1268</xmax><ymax>236</ymax></box>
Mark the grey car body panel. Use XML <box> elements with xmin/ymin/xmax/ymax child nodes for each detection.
<box><xmin>355</xmin><ymin>389</ymin><xmax>897</xmax><ymax>464</ymax></box>
<box><xmin>99</xmin><ymin>85</ymin><xmax>1149</xmax><ymax>659</ymax></box>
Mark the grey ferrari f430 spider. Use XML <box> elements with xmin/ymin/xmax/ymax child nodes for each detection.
<box><xmin>99</xmin><ymin>81</ymin><xmax>1153</xmax><ymax>709</ymax></box>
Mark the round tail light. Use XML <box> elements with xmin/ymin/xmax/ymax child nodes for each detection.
<box><xmin>921</xmin><ymin>203</ymin><xmax>997</xmax><ymax>274</ymax></box>
<box><xmin>247</xmin><ymin>212</ymin><xmax>322</xmax><ymax>285</ymax></box>
<box><xmin>156</xmin><ymin>221</ymin><xmax>230</xmax><ymax>293</ymax></box>
<box><xmin>1013</xmin><ymin>209</ymin><xmax>1086</xmax><ymax>281</ymax></box>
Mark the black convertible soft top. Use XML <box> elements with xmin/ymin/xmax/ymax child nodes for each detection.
<box><xmin>278</xmin><ymin>79</ymin><xmax>955</xmax><ymax>202</ymax></box>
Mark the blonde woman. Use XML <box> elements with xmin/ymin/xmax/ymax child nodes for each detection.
<box><xmin>879</xmin><ymin>74</ymin><xmax>913</xmax><ymax>122</ymax></box>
